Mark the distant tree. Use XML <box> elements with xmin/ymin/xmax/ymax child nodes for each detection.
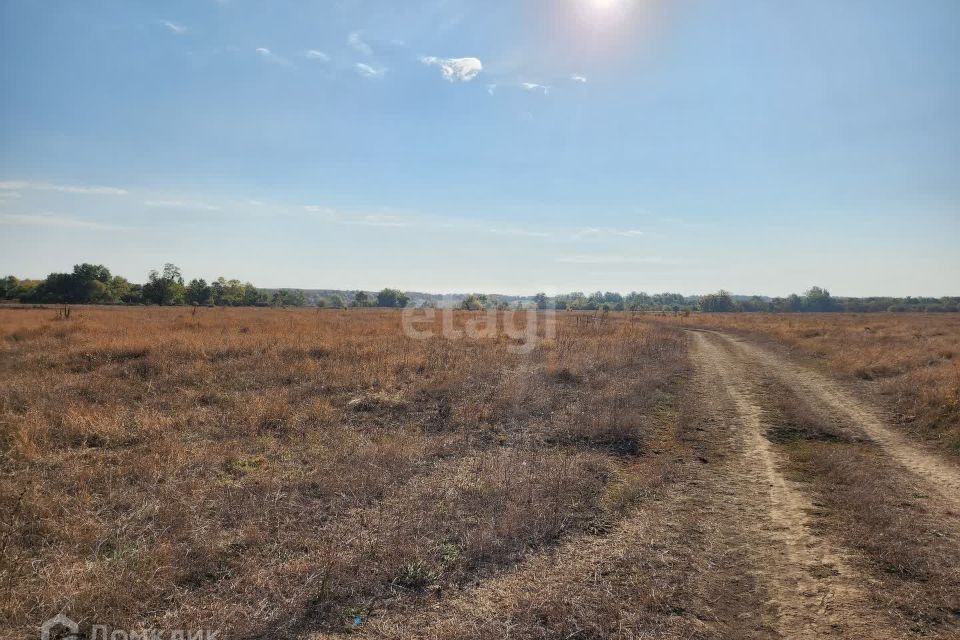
<box><xmin>186</xmin><ymin>278</ymin><xmax>212</xmax><ymax>305</ymax></box>
<box><xmin>108</xmin><ymin>276</ymin><xmax>132</xmax><ymax>303</ymax></box>
<box><xmin>533</xmin><ymin>292</ymin><xmax>549</xmax><ymax>310</ymax></box>
<box><xmin>352</xmin><ymin>291</ymin><xmax>370</xmax><ymax>307</ymax></box>
<box><xmin>0</xmin><ymin>275</ymin><xmax>19</xmax><ymax>300</ymax></box>
<box><xmin>142</xmin><ymin>263</ymin><xmax>185</xmax><ymax>305</ymax></box>
<box><xmin>271</xmin><ymin>289</ymin><xmax>306</xmax><ymax>307</ymax></box>
<box><xmin>242</xmin><ymin>283</ymin><xmax>267</xmax><ymax>306</ymax></box>
<box><xmin>72</xmin><ymin>263</ymin><xmax>112</xmax><ymax>285</ymax></box>
<box><xmin>699</xmin><ymin>290</ymin><xmax>735</xmax><ymax>312</ymax></box>
<box><xmin>460</xmin><ymin>294</ymin><xmax>483</xmax><ymax>311</ymax></box>
<box><xmin>803</xmin><ymin>286</ymin><xmax>834</xmax><ymax>312</ymax></box>
<box><xmin>328</xmin><ymin>295</ymin><xmax>345</xmax><ymax>309</ymax></box>
<box><xmin>376</xmin><ymin>288</ymin><xmax>410</xmax><ymax>308</ymax></box>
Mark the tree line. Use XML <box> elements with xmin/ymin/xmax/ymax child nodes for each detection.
<box><xmin>1</xmin><ymin>264</ymin><xmax>956</xmax><ymax>312</ymax></box>
<box><xmin>529</xmin><ymin>287</ymin><xmax>959</xmax><ymax>313</ymax></box>
<box><xmin>0</xmin><ymin>264</ymin><xmax>410</xmax><ymax>308</ymax></box>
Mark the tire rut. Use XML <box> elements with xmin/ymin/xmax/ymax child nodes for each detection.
<box><xmin>709</xmin><ymin>329</ymin><xmax>960</xmax><ymax>513</ymax></box>
<box><xmin>690</xmin><ymin>330</ymin><xmax>898</xmax><ymax>639</ymax></box>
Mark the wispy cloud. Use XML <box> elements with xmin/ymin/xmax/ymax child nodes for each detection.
<box><xmin>521</xmin><ymin>82</ymin><xmax>550</xmax><ymax>95</ymax></box>
<box><xmin>255</xmin><ymin>47</ymin><xmax>290</xmax><ymax>65</ymax></box>
<box><xmin>487</xmin><ymin>84</ymin><xmax>497</xmax><ymax>95</ymax></box>
<box><xmin>143</xmin><ymin>200</ymin><xmax>221</xmax><ymax>211</ymax></box>
<box><xmin>348</xmin><ymin>31</ymin><xmax>373</xmax><ymax>56</ymax></box>
<box><xmin>0</xmin><ymin>213</ymin><xmax>126</xmax><ymax>231</ymax></box>
<box><xmin>355</xmin><ymin>62</ymin><xmax>386</xmax><ymax>78</ymax></box>
<box><xmin>557</xmin><ymin>255</ymin><xmax>681</xmax><ymax>265</ymax></box>
<box><xmin>420</xmin><ymin>56</ymin><xmax>483</xmax><ymax>82</ymax></box>
<box><xmin>302</xmin><ymin>206</ymin><xmax>411</xmax><ymax>227</ymax></box>
<box><xmin>0</xmin><ymin>180</ymin><xmax>128</xmax><ymax>196</ymax></box>
<box><xmin>305</xmin><ymin>49</ymin><xmax>330</xmax><ymax>62</ymax></box>
<box><xmin>486</xmin><ymin>226</ymin><xmax>551</xmax><ymax>238</ymax></box>
<box><xmin>571</xmin><ymin>74</ymin><xmax>588</xmax><ymax>83</ymax></box>
<box><xmin>571</xmin><ymin>227</ymin><xmax>644</xmax><ymax>240</ymax></box>
<box><xmin>352</xmin><ymin>214</ymin><xmax>410</xmax><ymax>227</ymax></box>
<box><xmin>162</xmin><ymin>20</ymin><xmax>187</xmax><ymax>35</ymax></box>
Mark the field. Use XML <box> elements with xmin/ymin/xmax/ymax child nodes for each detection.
<box><xmin>2</xmin><ymin>308</ymin><xmax>959</xmax><ymax>639</ymax></box>
<box><xmin>0</xmin><ymin>307</ymin><xmax>689</xmax><ymax>638</ymax></box>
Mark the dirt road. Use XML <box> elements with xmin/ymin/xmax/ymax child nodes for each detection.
<box><xmin>688</xmin><ymin>329</ymin><xmax>960</xmax><ymax>639</ymax></box>
<box><xmin>321</xmin><ymin>329</ymin><xmax>960</xmax><ymax>639</ymax></box>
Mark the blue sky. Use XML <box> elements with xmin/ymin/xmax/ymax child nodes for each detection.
<box><xmin>1</xmin><ymin>0</ymin><xmax>958</xmax><ymax>296</ymax></box>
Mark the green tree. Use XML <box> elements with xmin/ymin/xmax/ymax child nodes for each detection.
<box><xmin>533</xmin><ymin>292</ymin><xmax>549</xmax><ymax>310</ymax></box>
<box><xmin>142</xmin><ymin>263</ymin><xmax>185</xmax><ymax>305</ymax></box>
<box><xmin>328</xmin><ymin>295</ymin><xmax>345</xmax><ymax>309</ymax></box>
<box><xmin>242</xmin><ymin>283</ymin><xmax>266</xmax><ymax>306</ymax></box>
<box><xmin>271</xmin><ymin>289</ymin><xmax>306</xmax><ymax>307</ymax></box>
<box><xmin>699</xmin><ymin>290</ymin><xmax>735</xmax><ymax>312</ymax></box>
<box><xmin>376</xmin><ymin>288</ymin><xmax>410</xmax><ymax>308</ymax></box>
<box><xmin>186</xmin><ymin>279</ymin><xmax>212</xmax><ymax>305</ymax></box>
<box><xmin>460</xmin><ymin>294</ymin><xmax>483</xmax><ymax>310</ymax></box>
<box><xmin>352</xmin><ymin>291</ymin><xmax>370</xmax><ymax>307</ymax></box>
<box><xmin>803</xmin><ymin>286</ymin><xmax>833</xmax><ymax>312</ymax></box>
<box><xmin>0</xmin><ymin>276</ymin><xmax>19</xmax><ymax>300</ymax></box>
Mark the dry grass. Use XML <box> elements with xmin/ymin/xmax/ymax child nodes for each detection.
<box><xmin>762</xmin><ymin>378</ymin><xmax>960</xmax><ymax>635</ymax></box>
<box><xmin>0</xmin><ymin>307</ymin><xmax>687</xmax><ymax>638</ymax></box>
<box><xmin>670</xmin><ymin>313</ymin><xmax>960</xmax><ymax>454</ymax></box>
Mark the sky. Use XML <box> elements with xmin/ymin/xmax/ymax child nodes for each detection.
<box><xmin>1</xmin><ymin>0</ymin><xmax>958</xmax><ymax>296</ymax></box>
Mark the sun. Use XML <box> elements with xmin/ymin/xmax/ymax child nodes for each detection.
<box><xmin>583</xmin><ymin>0</ymin><xmax>627</xmax><ymax>12</ymax></box>
<box><xmin>575</xmin><ymin>0</ymin><xmax>633</xmax><ymax>24</ymax></box>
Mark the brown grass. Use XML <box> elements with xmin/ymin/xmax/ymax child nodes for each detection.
<box><xmin>669</xmin><ymin>313</ymin><xmax>960</xmax><ymax>454</ymax></box>
<box><xmin>0</xmin><ymin>307</ymin><xmax>687</xmax><ymax>638</ymax></box>
<box><xmin>762</xmin><ymin>378</ymin><xmax>960</xmax><ymax>635</ymax></box>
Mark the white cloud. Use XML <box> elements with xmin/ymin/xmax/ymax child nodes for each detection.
<box><xmin>348</xmin><ymin>31</ymin><xmax>373</xmax><ymax>56</ymax></box>
<box><xmin>355</xmin><ymin>62</ymin><xmax>386</xmax><ymax>78</ymax></box>
<box><xmin>487</xmin><ymin>84</ymin><xmax>497</xmax><ymax>95</ymax></box>
<box><xmin>0</xmin><ymin>213</ymin><xmax>126</xmax><ymax>231</ymax></box>
<box><xmin>521</xmin><ymin>82</ymin><xmax>550</xmax><ymax>95</ymax></box>
<box><xmin>143</xmin><ymin>200</ymin><xmax>221</xmax><ymax>211</ymax></box>
<box><xmin>255</xmin><ymin>47</ymin><xmax>290</xmax><ymax>65</ymax></box>
<box><xmin>305</xmin><ymin>49</ymin><xmax>330</xmax><ymax>62</ymax></box>
<box><xmin>162</xmin><ymin>20</ymin><xmax>187</xmax><ymax>35</ymax></box>
<box><xmin>420</xmin><ymin>56</ymin><xmax>483</xmax><ymax>82</ymax></box>
<box><xmin>0</xmin><ymin>180</ymin><xmax>128</xmax><ymax>196</ymax></box>
<box><xmin>571</xmin><ymin>74</ymin><xmax>588</xmax><ymax>83</ymax></box>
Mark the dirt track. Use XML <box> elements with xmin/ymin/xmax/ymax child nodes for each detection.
<box><xmin>688</xmin><ymin>329</ymin><xmax>960</xmax><ymax>639</ymax></box>
<box><xmin>325</xmin><ymin>329</ymin><xmax>960</xmax><ymax>639</ymax></box>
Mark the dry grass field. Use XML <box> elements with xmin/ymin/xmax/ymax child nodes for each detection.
<box><xmin>3</xmin><ymin>307</ymin><xmax>959</xmax><ymax>639</ymax></box>
<box><xmin>0</xmin><ymin>307</ymin><xmax>688</xmax><ymax>638</ymax></box>
<box><xmin>667</xmin><ymin>313</ymin><xmax>960</xmax><ymax>455</ymax></box>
